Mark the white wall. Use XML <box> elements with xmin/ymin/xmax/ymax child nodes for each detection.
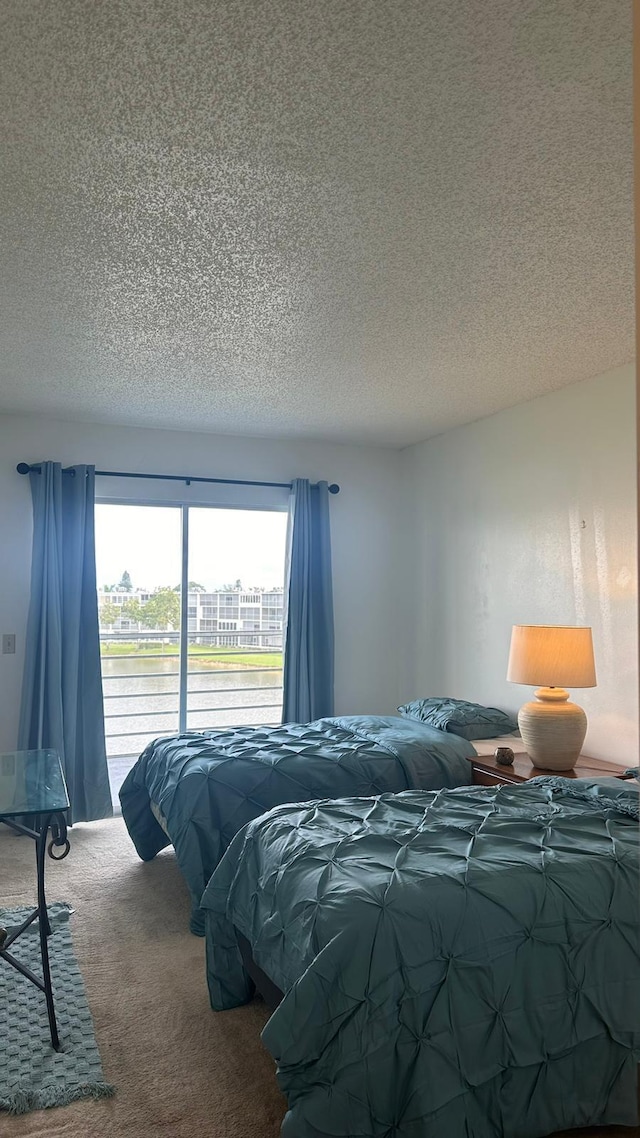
<box><xmin>400</xmin><ymin>365</ymin><xmax>638</xmax><ymax>764</ymax></box>
<box><xmin>0</xmin><ymin>415</ymin><xmax>404</xmax><ymax>750</ymax></box>
<box><xmin>1</xmin><ymin>366</ymin><xmax>637</xmax><ymax>766</ymax></box>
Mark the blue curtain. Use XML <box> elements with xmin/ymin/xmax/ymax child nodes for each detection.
<box><xmin>18</xmin><ymin>463</ymin><xmax>112</xmax><ymax>823</ymax></box>
<box><xmin>282</xmin><ymin>479</ymin><xmax>334</xmax><ymax>723</ymax></box>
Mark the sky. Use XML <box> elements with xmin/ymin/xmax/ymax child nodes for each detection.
<box><xmin>95</xmin><ymin>505</ymin><xmax>288</xmax><ymax>592</ymax></box>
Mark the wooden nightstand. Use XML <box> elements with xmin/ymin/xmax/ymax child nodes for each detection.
<box><xmin>470</xmin><ymin>751</ymin><xmax>630</xmax><ymax>787</ymax></box>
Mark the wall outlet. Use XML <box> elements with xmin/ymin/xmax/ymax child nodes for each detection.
<box><xmin>2</xmin><ymin>634</ymin><xmax>16</xmax><ymax>654</ymax></box>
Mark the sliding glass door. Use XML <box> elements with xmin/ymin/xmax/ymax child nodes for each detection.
<box><xmin>95</xmin><ymin>502</ymin><xmax>287</xmax><ymax>803</ymax></box>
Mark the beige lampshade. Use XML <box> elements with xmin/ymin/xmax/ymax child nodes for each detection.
<box><xmin>507</xmin><ymin>625</ymin><xmax>596</xmax><ymax>689</ymax></box>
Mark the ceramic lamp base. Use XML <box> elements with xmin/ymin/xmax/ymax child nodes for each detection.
<box><xmin>518</xmin><ymin>687</ymin><xmax>587</xmax><ymax>771</ymax></box>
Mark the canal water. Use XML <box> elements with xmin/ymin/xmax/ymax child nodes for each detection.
<box><xmin>102</xmin><ymin>655</ymin><xmax>283</xmax><ymax>759</ymax></box>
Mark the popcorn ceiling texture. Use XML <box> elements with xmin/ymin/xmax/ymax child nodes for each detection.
<box><xmin>0</xmin><ymin>0</ymin><xmax>633</xmax><ymax>447</ymax></box>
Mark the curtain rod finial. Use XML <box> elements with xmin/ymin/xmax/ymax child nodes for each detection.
<box><xmin>328</xmin><ymin>484</ymin><xmax>340</xmax><ymax>495</ymax></box>
<box><xmin>17</xmin><ymin>463</ymin><xmax>31</xmax><ymax>474</ymax></box>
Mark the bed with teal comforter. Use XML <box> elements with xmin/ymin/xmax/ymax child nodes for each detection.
<box><xmin>119</xmin><ymin>715</ymin><xmax>474</xmax><ymax>933</ymax></box>
<box><xmin>202</xmin><ymin>778</ymin><xmax>640</xmax><ymax>1138</ymax></box>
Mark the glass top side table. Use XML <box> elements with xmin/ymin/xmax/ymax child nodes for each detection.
<box><xmin>0</xmin><ymin>749</ymin><xmax>71</xmax><ymax>1051</ymax></box>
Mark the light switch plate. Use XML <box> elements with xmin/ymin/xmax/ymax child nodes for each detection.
<box><xmin>2</xmin><ymin>634</ymin><xmax>16</xmax><ymax>654</ymax></box>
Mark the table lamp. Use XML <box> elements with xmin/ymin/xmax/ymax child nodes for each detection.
<box><xmin>506</xmin><ymin>625</ymin><xmax>596</xmax><ymax>770</ymax></box>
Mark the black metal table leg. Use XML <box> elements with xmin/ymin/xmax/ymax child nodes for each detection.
<box><xmin>0</xmin><ymin>808</ymin><xmax>70</xmax><ymax>1052</ymax></box>
<box><xmin>0</xmin><ymin>749</ymin><xmax>71</xmax><ymax>1054</ymax></box>
<box><xmin>36</xmin><ymin>814</ymin><xmax>60</xmax><ymax>1051</ymax></box>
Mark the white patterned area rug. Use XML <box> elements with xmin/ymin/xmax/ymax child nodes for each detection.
<box><xmin>0</xmin><ymin>902</ymin><xmax>114</xmax><ymax>1115</ymax></box>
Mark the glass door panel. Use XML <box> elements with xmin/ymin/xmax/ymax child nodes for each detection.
<box><xmin>95</xmin><ymin>504</ymin><xmax>182</xmax><ymax>800</ymax></box>
<box><xmin>186</xmin><ymin>507</ymin><xmax>288</xmax><ymax>731</ymax></box>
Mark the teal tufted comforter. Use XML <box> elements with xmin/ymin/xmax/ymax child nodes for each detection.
<box><xmin>202</xmin><ymin>778</ymin><xmax>640</xmax><ymax>1138</ymax></box>
<box><xmin>119</xmin><ymin>715</ymin><xmax>473</xmax><ymax>933</ymax></box>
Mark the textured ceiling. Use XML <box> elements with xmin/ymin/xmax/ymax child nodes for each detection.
<box><xmin>0</xmin><ymin>0</ymin><xmax>633</xmax><ymax>447</ymax></box>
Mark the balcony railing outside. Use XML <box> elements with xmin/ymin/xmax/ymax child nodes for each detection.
<box><xmin>100</xmin><ymin>630</ymin><xmax>284</xmax><ymax>763</ymax></box>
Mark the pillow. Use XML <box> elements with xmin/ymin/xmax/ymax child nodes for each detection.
<box><xmin>397</xmin><ymin>697</ymin><xmax>518</xmax><ymax>740</ymax></box>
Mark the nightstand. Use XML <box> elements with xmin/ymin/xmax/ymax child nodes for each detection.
<box><xmin>470</xmin><ymin>751</ymin><xmax>630</xmax><ymax>787</ymax></box>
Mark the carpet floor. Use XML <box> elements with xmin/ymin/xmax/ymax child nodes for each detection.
<box><xmin>1</xmin><ymin>817</ymin><xmax>637</xmax><ymax>1138</ymax></box>
<box><xmin>1</xmin><ymin>818</ymin><xmax>284</xmax><ymax>1138</ymax></box>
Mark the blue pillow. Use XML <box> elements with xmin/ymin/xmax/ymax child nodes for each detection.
<box><xmin>397</xmin><ymin>697</ymin><xmax>518</xmax><ymax>740</ymax></box>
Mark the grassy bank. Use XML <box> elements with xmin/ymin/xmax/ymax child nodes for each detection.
<box><xmin>100</xmin><ymin>641</ymin><xmax>283</xmax><ymax>669</ymax></box>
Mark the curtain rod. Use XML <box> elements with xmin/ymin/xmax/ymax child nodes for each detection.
<box><xmin>16</xmin><ymin>463</ymin><xmax>340</xmax><ymax>494</ymax></box>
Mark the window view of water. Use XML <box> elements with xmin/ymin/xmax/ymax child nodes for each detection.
<box><xmin>95</xmin><ymin>502</ymin><xmax>288</xmax><ymax>807</ymax></box>
<box><xmin>102</xmin><ymin>648</ymin><xmax>284</xmax><ymax>756</ymax></box>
